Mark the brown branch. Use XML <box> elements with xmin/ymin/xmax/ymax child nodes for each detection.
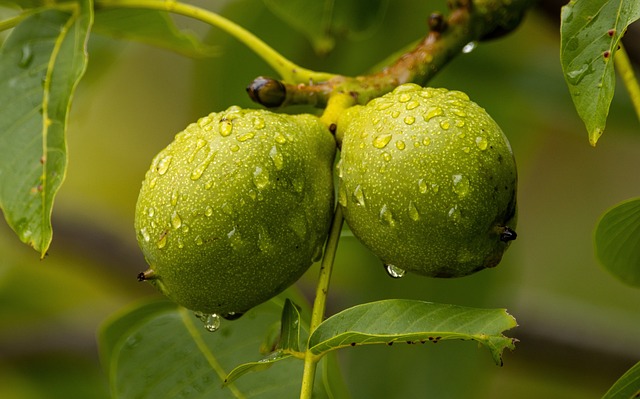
<box><xmin>247</xmin><ymin>0</ymin><xmax>534</xmax><ymax>108</ymax></box>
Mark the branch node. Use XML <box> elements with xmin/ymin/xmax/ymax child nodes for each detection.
<box><xmin>246</xmin><ymin>76</ymin><xmax>286</xmax><ymax>108</ymax></box>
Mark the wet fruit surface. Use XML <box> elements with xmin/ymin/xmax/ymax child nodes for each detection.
<box><xmin>135</xmin><ymin>107</ymin><xmax>336</xmax><ymax>314</ymax></box>
<box><xmin>337</xmin><ymin>84</ymin><xmax>517</xmax><ymax>277</ymax></box>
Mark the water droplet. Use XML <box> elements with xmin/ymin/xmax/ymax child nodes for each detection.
<box><xmin>230</xmin><ymin>144</ymin><xmax>240</xmax><ymax>152</ymax></box>
<box><xmin>406</xmin><ymin>101</ymin><xmax>420</xmax><ymax>110</ymax></box>
<box><xmin>156</xmin><ymin>155</ymin><xmax>172</xmax><ymax>175</ymax></box>
<box><xmin>462</xmin><ymin>147</ymin><xmax>470</xmax><ymax>153</ymax></box>
<box><xmin>398</xmin><ymin>93</ymin><xmax>412</xmax><ymax>103</ymax></box>
<box><xmin>140</xmin><ymin>227</ymin><xmax>150</xmax><ymax>242</ymax></box>
<box><xmin>448</xmin><ymin>206</ymin><xmax>461</xmax><ymax>222</ymax></box>
<box><xmin>336</xmin><ymin>158</ymin><xmax>343</xmax><ymax>178</ymax></box>
<box><xmin>219</xmin><ymin>120</ymin><xmax>233</xmax><ymax>136</ymax></box>
<box><xmin>228</xmin><ymin>227</ymin><xmax>243</xmax><ymax>250</ymax></box>
<box><xmin>379</xmin><ymin>205</ymin><xmax>395</xmax><ymax>227</ymax></box>
<box><xmin>418</xmin><ymin>179</ymin><xmax>428</xmax><ymax>193</ymax></box>
<box><xmin>404</xmin><ymin>116</ymin><xmax>415</xmax><ymax>125</ymax></box>
<box><xmin>204</xmin><ymin>314</ymin><xmax>221</xmax><ymax>332</ymax></box>
<box><xmin>396</xmin><ymin>140</ymin><xmax>406</xmax><ymax>150</ymax></box>
<box><xmin>182</xmin><ymin>224</ymin><xmax>190</xmax><ymax>233</ymax></box>
<box><xmin>195</xmin><ymin>235</ymin><xmax>204</xmax><ymax>246</ymax></box>
<box><xmin>157</xmin><ymin>234</ymin><xmax>167</xmax><ymax>249</ymax></box>
<box><xmin>475</xmin><ymin>137</ymin><xmax>488</xmax><ymax>150</ymax></box>
<box><xmin>462</xmin><ymin>41</ymin><xmax>477</xmax><ymax>53</ymax></box>
<box><xmin>408</xmin><ymin>201</ymin><xmax>420</xmax><ymax>221</ymax></box>
<box><xmin>191</xmin><ymin>152</ymin><xmax>216</xmax><ymax>180</ymax></box>
<box><xmin>452</xmin><ymin>174</ymin><xmax>470</xmax><ymax>197</ymax></box>
<box><xmin>376</xmin><ymin>101</ymin><xmax>393</xmax><ymax>110</ymax></box>
<box><xmin>253</xmin><ymin>166</ymin><xmax>269</xmax><ymax>189</ymax></box>
<box><xmin>198</xmin><ymin>116</ymin><xmax>212</xmax><ymax>128</ymax></box>
<box><xmin>189</xmin><ymin>138</ymin><xmax>208</xmax><ymax>163</ymax></box>
<box><xmin>177</xmin><ymin>237</ymin><xmax>184</xmax><ymax>248</ymax></box>
<box><xmin>373</xmin><ymin>134</ymin><xmax>393</xmax><ymax>149</ymax></box>
<box><xmin>236</xmin><ymin>131</ymin><xmax>255</xmax><ymax>142</ymax></box>
<box><xmin>382</xmin><ymin>152</ymin><xmax>392</xmax><ymax>162</ymax></box>
<box><xmin>567</xmin><ymin>64</ymin><xmax>590</xmax><ymax>85</ymax></box>
<box><xmin>451</xmin><ymin>108</ymin><xmax>466</xmax><ymax>117</ymax></box>
<box><xmin>269</xmin><ymin>146</ymin><xmax>284</xmax><ymax>170</ymax></box>
<box><xmin>422</xmin><ymin>137</ymin><xmax>431</xmax><ymax>146</ymax></box>
<box><xmin>221</xmin><ymin>203</ymin><xmax>233</xmax><ymax>215</ymax></box>
<box><xmin>424</xmin><ymin>107</ymin><xmax>443</xmax><ymax>121</ymax></box>
<box><xmin>253</xmin><ymin>117</ymin><xmax>265</xmax><ymax>129</ymax></box>
<box><xmin>338</xmin><ymin>185</ymin><xmax>348</xmax><ymax>206</ymax></box>
<box><xmin>19</xmin><ymin>44</ymin><xmax>33</xmax><ymax>68</ymax></box>
<box><xmin>258</xmin><ymin>229</ymin><xmax>272</xmax><ymax>252</ymax></box>
<box><xmin>456</xmin><ymin>120</ymin><xmax>465</xmax><ymax>127</ymax></box>
<box><xmin>391</xmin><ymin>110</ymin><xmax>401</xmax><ymax>118</ymax></box>
<box><xmin>353</xmin><ymin>185</ymin><xmax>366</xmax><ymax>206</ymax></box>
<box><xmin>147</xmin><ymin>207</ymin><xmax>155</xmax><ymax>218</ymax></box>
<box><xmin>171</xmin><ymin>211</ymin><xmax>182</xmax><ymax>229</ymax></box>
<box><xmin>292</xmin><ymin>176</ymin><xmax>305</xmax><ymax>193</ymax></box>
<box><xmin>449</xmin><ymin>91</ymin><xmax>470</xmax><ymax>101</ymax></box>
<box><xmin>431</xmin><ymin>183</ymin><xmax>439</xmax><ymax>193</ymax></box>
<box><xmin>439</xmin><ymin>120</ymin><xmax>451</xmax><ymax>130</ymax></box>
<box><xmin>385</xmin><ymin>264</ymin><xmax>406</xmax><ymax>278</ymax></box>
<box><xmin>205</xmin><ymin>206</ymin><xmax>213</xmax><ymax>217</ymax></box>
<box><xmin>274</xmin><ymin>132</ymin><xmax>287</xmax><ymax>144</ymax></box>
<box><xmin>170</xmin><ymin>189</ymin><xmax>179</xmax><ymax>206</ymax></box>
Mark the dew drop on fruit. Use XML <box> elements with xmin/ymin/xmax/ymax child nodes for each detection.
<box><xmin>219</xmin><ymin>120</ymin><xmax>233</xmax><ymax>137</ymax></box>
<box><xmin>191</xmin><ymin>151</ymin><xmax>216</xmax><ymax>181</ymax></box>
<box><xmin>170</xmin><ymin>189</ymin><xmax>179</xmax><ymax>206</ymax></box>
<box><xmin>221</xmin><ymin>202</ymin><xmax>233</xmax><ymax>215</ymax></box>
<box><xmin>448</xmin><ymin>206</ymin><xmax>462</xmax><ymax>222</ymax></box>
<box><xmin>156</xmin><ymin>155</ymin><xmax>172</xmax><ymax>175</ymax></box>
<box><xmin>230</xmin><ymin>144</ymin><xmax>240</xmax><ymax>152</ymax></box>
<box><xmin>404</xmin><ymin>116</ymin><xmax>415</xmax><ymax>125</ymax></box>
<box><xmin>274</xmin><ymin>132</ymin><xmax>287</xmax><ymax>144</ymax></box>
<box><xmin>424</xmin><ymin>107</ymin><xmax>443</xmax><ymax>121</ymax></box>
<box><xmin>195</xmin><ymin>235</ymin><xmax>204</xmax><ymax>246</ymax></box>
<box><xmin>222</xmin><ymin>312</ymin><xmax>244</xmax><ymax>321</ymax></box>
<box><xmin>147</xmin><ymin>207</ymin><xmax>155</xmax><ymax>218</ymax></box>
<box><xmin>205</xmin><ymin>206</ymin><xmax>213</xmax><ymax>217</ymax></box>
<box><xmin>189</xmin><ymin>138</ymin><xmax>208</xmax><ymax>163</ymax></box>
<box><xmin>195</xmin><ymin>313</ymin><xmax>221</xmax><ymax>332</ymax></box>
<box><xmin>353</xmin><ymin>185</ymin><xmax>366</xmax><ymax>206</ymax></box>
<box><xmin>373</xmin><ymin>134</ymin><xmax>393</xmax><ymax>149</ymax></box>
<box><xmin>140</xmin><ymin>227</ymin><xmax>151</xmax><ymax>242</ymax></box>
<box><xmin>384</xmin><ymin>264</ymin><xmax>406</xmax><ymax>279</ymax></box>
<box><xmin>253</xmin><ymin>117</ymin><xmax>266</xmax><ymax>129</ymax></box>
<box><xmin>177</xmin><ymin>237</ymin><xmax>184</xmax><ymax>248</ymax></box>
<box><xmin>157</xmin><ymin>234</ymin><xmax>167</xmax><ymax>249</ymax></box>
<box><xmin>418</xmin><ymin>179</ymin><xmax>428</xmax><ymax>194</ymax></box>
<box><xmin>336</xmin><ymin>158</ymin><xmax>343</xmax><ymax>178</ymax></box>
<box><xmin>452</xmin><ymin>174</ymin><xmax>470</xmax><ymax>197</ymax></box>
<box><xmin>422</xmin><ymin>137</ymin><xmax>431</xmax><ymax>146</ymax></box>
<box><xmin>338</xmin><ymin>185</ymin><xmax>348</xmax><ymax>206</ymax></box>
<box><xmin>475</xmin><ymin>137</ymin><xmax>488</xmax><ymax>150</ymax></box>
<box><xmin>171</xmin><ymin>211</ymin><xmax>182</xmax><ymax>229</ymax></box>
<box><xmin>406</xmin><ymin>101</ymin><xmax>420</xmax><ymax>110</ymax></box>
<box><xmin>376</xmin><ymin>101</ymin><xmax>393</xmax><ymax>111</ymax></box>
<box><xmin>408</xmin><ymin>201</ymin><xmax>420</xmax><ymax>221</ymax></box>
<box><xmin>236</xmin><ymin>131</ymin><xmax>255</xmax><ymax>142</ymax></box>
<box><xmin>451</xmin><ymin>108</ymin><xmax>467</xmax><ymax>117</ymax></box>
<box><xmin>269</xmin><ymin>146</ymin><xmax>284</xmax><ymax>170</ymax></box>
<box><xmin>398</xmin><ymin>93</ymin><xmax>412</xmax><ymax>103</ymax></box>
<box><xmin>258</xmin><ymin>230</ymin><xmax>272</xmax><ymax>252</ymax></box>
<box><xmin>396</xmin><ymin>140</ymin><xmax>406</xmax><ymax>150</ymax></box>
<box><xmin>181</xmin><ymin>224</ymin><xmax>190</xmax><ymax>233</ymax></box>
<box><xmin>148</xmin><ymin>177</ymin><xmax>157</xmax><ymax>188</ymax></box>
<box><xmin>379</xmin><ymin>205</ymin><xmax>396</xmax><ymax>227</ymax></box>
<box><xmin>439</xmin><ymin>120</ymin><xmax>451</xmax><ymax>130</ymax></box>
<box><xmin>198</xmin><ymin>116</ymin><xmax>212</xmax><ymax>128</ymax></box>
<box><xmin>253</xmin><ymin>166</ymin><xmax>270</xmax><ymax>189</ymax></box>
<box><xmin>382</xmin><ymin>152</ymin><xmax>392</xmax><ymax>162</ymax></box>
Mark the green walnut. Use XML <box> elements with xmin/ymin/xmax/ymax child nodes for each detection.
<box><xmin>337</xmin><ymin>84</ymin><xmax>517</xmax><ymax>278</ymax></box>
<box><xmin>135</xmin><ymin>106</ymin><xmax>336</xmax><ymax>316</ymax></box>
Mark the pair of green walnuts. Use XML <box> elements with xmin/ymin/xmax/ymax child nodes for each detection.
<box><xmin>135</xmin><ymin>84</ymin><xmax>517</xmax><ymax>317</ymax></box>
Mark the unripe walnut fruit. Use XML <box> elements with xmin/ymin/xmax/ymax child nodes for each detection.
<box><xmin>135</xmin><ymin>107</ymin><xmax>336</xmax><ymax>315</ymax></box>
<box><xmin>337</xmin><ymin>84</ymin><xmax>517</xmax><ymax>278</ymax></box>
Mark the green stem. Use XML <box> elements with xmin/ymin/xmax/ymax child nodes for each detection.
<box><xmin>94</xmin><ymin>0</ymin><xmax>335</xmax><ymax>84</ymax></box>
<box><xmin>615</xmin><ymin>43</ymin><xmax>640</xmax><ymax>124</ymax></box>
<box><xmin>299</xmin><ymin>206</ymin><xmax>344</xmax><ymax>399</ymax></box>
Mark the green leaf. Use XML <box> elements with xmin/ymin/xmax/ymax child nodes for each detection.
<box><xmin>262</xmin><ymin>0</ymin><xmax>388</xmax><ymax>54</ymax></box>
<box><xmin>224</xmin><ymin>351</ymin><xmax>293</xmax><ymax>386</ymax></box>
<box><xmin>560</xmin><ymin>0</ymin><xmax>640</xmax><ymax>146</ymax></box>
<box><xmin>278</xmin><ymin>298</ymin><xmax>302</xmax><ymax>352</ymax></box>
<box><xmin>594</xmin><ymin>197</ymin><xmax>640</xmax><ymax>287</ymax></box>
<box><xmin>99</xmin><ymin>297</ymin><xmax>333</xmax><ymax>398</ymax></box>
<box><xmin>308</xmin><ymin>299</ymin><xmax>517</xmax><ymax>366</ymax></box>
<box><xmin>93</xmin><ymin>8</ymin><xmax>219</xmax><ymax>58</ymax></box>
<box><xmin>602</xmin><ymin>361</ymin><xmax>640</xmax><ymax>399</ymax></box>
<box><xmin>0</xmin><ymin>2</ymin><xmax>92</xmax><ymax>255</ymax></box>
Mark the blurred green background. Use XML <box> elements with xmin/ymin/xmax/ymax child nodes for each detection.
<box><xmin>1</xmin><ymin>0</ymin><xmax>640</xmax><ymax>398</ymax></box>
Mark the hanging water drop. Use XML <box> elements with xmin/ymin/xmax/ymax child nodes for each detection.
<box><xmin>452</xmin><ymin>174</ymin><xmax>470</xmax><ymax>197</ymax></box>
<box><xmin>385</xmin><ymin>264</ymin><xmax>406</xmax><ymax>278</ymax></box>
<box><xmin>462</xmin><ymin>41</ymin><xmax>477</xmax><ymax>54</ymax></box>
<box><xmin>373</xmin><ymin>134</ymin><xmax>393</xmax><ymax>149</ymax></box>
<box><xmin>253</xmin><ymin>166</ymin><xmax>269</xmax><ymax>189</ymax></box>
<box><xmin>475</xmin><ymin>136</ymin><xmax>488</xmax><ymax>150</ymax></box>
<box><xmin>408</xmin><ymin>201</ymin><xmax>420</xmax><ymax>221</ymax></box>
<box><xmin>156</xmin><ymin>155</ymin><xmax>172</xmax><ymax>175</ymax></box>
<box><xmin>269</xmin><ymin>145</ymin><xmax>284</xmax><ymax>170</ymax></box>
<box><xmin>171</xmin><ymin>211</ymin><xmax>182</xmax><ymax>229</ymax></box>
<box><xmin>353</xmin><ymin>185</ymin><xmax>366</xmax><ymax>206</ymax></box>
<box><xmin>219</xmin><ymin>120</ymin><xmax>233</xmax><ymax>136</ymax></box>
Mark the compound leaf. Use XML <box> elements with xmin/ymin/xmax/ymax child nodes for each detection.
<box><xmin>560</xmin><ymin>0</ymin><xmax>640</xmax><ymax>145</ymax></box>
<box><xmin>308</xmin><ymin>299</ymin><xmax>517</xmax><ymax>366</ymax></box>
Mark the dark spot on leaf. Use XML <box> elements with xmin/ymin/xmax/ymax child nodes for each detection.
<box><xmin>350</xmin><ymin>342</ymin><xmax>356</xmax><ymax>346</ymax></box>
<box><xmin>607</xmin><ymin>29</ymin><xmax>615</xmax><ymax>37</ymax></box>
<box><xmin>603</xmin><ymin>50</ymin><xmax>611</xmax><ymax>59</ymax></box>
<box><xmin>387</xmin><ymin>341</ymin><xmax>394</xmax><ymax>346</ymax></box>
